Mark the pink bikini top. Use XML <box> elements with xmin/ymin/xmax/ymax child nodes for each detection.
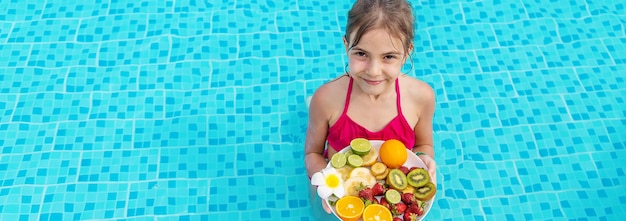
<box><xmin>326</xmin><ymin>77</ymin><xmax>415</xmax><ymax>152</ymax></box>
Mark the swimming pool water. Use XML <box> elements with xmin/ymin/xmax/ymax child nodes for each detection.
<box><xmin>0</xmin><ymin>0</ymin><xmax>625</xmax><ymax>220</ymax></box>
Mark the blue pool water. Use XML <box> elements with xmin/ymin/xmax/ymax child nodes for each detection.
<box><xmin>1</xmin><ymin>0</ymin><xmax>625</xmax><ymax>220</ymax></box>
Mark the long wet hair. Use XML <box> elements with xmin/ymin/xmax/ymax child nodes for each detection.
<box><xmin>345</xmin><ymin>0</ymin><xmax>415</xmax><ymax>54</ymax></box>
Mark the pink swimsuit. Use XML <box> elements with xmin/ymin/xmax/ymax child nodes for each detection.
<box><xmin>326</xmin><ymin>77</ymin><xmax>415</xmax><ymax>153</ymax></box>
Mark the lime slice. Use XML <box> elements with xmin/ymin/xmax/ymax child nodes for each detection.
<box><xmin>384</xmin><ymin>189</ymin><xmax>401</xmax><ymax>204</ymax></box>
<box><xmin>350</xmin><ymin>138</ymin><xmax>371</xmax><ymax>156</ymax></box>
<box><xmin>346</xmin><ymin>154</ymin><xmax>363</xmax><ymax>167</ymax></box>
<box><xmin>330</xmin><ymin>153</ymin><xmax>347</xmax><ymax>168</ymax></box>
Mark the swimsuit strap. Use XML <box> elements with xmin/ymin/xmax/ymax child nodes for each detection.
<box><xmin>342</xmin><ymin>77</ymin><xmax>354</xmax><ymax>115</ymax></box>
<box><xmin>395</xmin><ymin>78</ymin><xmax>402</xmax><ymax>113</ymax></box>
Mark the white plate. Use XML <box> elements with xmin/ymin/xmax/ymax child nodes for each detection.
<box><xmin>325</xmin><ymin>140</ymin><xmax>435</xmax><ymax>221</ymax></box>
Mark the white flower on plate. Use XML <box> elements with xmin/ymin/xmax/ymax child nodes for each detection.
<box><xmin>310</xmin><ymin>167</ymin><xmax>345</xmax><ymax>199</ymax></box>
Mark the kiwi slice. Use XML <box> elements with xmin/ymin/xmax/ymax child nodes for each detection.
<box><xmin>406</xmin><ymin>168</ymin><xmax>430</xmax><ymax>187</ymax></box>
<box><xmin>385</xmin><ymin>169</ymin><xmax>408</xmax><ymax>190</ymax></box>
<box><xmin>414</xmin><ymin>182</ymin><xmax>436</xmax><ymax>201</ymax></box>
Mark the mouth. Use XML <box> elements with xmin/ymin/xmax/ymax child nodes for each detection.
<box><xmin>363</xmin><ymin>79</ymin><xmax>383</xmax><ymax>85</ymax></box>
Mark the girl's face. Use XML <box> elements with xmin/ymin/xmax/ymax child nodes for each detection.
<box><xmin>344</xmin><ymin>28</ymin><xmax>408</xmax><ymax>96</ymax></box>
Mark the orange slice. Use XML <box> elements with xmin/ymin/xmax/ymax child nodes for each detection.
<box><xmin>335</xmin><ymin>195</ymin><xmax>364</xmax><ymax>221</ymax></box>
<box><xmin>362</xmin><ymin>204</ymin><xmax>393</xmax><ymax>221</ymax></box>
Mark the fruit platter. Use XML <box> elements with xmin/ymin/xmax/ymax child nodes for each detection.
<box><xmin>317</xmin><ymin>139</ymin><xmax>436</xmax><ymax>221</ymax></box>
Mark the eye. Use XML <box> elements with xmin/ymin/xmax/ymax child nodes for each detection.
<box><xmin>384</xmin><ymin>55</ymin><xmax>397</xmax><ymax>60</ymax></box>
<box><xmin>353</xmin><ymin>51</ymin><xmax>366</xmax><ymax>57</ymax></box>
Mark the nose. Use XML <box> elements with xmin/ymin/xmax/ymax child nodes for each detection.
<box><xmin>366</xmin><ymin>60</ymin><xmax>382</xmax><ymax>77</ymax></box>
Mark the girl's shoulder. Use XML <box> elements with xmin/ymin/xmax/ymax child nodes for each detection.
<box><xmin>310</xmin><ymin>75</ymin><xmax>350</xmax><ymax>113</ymax></box>
<box><xmin>399</xmin><ymin>75</ymin><xmax>435</xmax><ymax>102</ymax></box>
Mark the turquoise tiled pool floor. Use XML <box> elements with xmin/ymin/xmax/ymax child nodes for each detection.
<box><xmin>1</xmin><ymin>0</ymin><xmax>625</xmax><ymax>220</ymax></box>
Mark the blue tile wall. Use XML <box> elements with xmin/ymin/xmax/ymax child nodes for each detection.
<box><xmin>1</xmin><ymin>0</ymin><xmax>625</xmax><ymax>220</ymax></box>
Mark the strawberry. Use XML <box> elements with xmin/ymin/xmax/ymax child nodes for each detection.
<box><xmin>393</xmin><ymin>218</ymin><xmax>403</xmax><ymax>221</ymax></box>
<box><xmin>407</xmin><ymin>203</ymin><xmax>420</xmax><ymax>214</ymax></box>
<box><xmin>403</xmin><ymin>212</ymin><xmax>418</xmax><ymax>221</ymax></box>
<box><xmin>391</xmin><ymin>202</ymin><xmax>407</xmax><ymax>216</ymax></box>
<box><xmin>409</xmin><ymin>167</ymin><xmax>422</xmax><ymax>172</ymax></box>
<box><xmin>401</xmin><ymin>192</ymin><xmax>416</xmax><ymax>205</ymax></box>
<box><xmin>371</xmin><ymin>182</ymin><xmax>386</xmax><ymax>196</ymax></box>
<box><xmin>398</xmin><ymin>166</ymin><xmax>409</xmax><ymax>175</ymax></box>
<box><xmin>380</xmin><ymin>197</ymin><xmax>390</xmax><ymax>210</ymax></box>
<box><xmin>358</xmin><ymin>187</ymin><xmax>374</xmax><ymax>202</ymax></box>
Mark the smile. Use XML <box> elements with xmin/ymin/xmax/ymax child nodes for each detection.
<box><xmin>364</xmin><ymin>79</ymin><xmax>383</xmax><ymax>85</ymax></box>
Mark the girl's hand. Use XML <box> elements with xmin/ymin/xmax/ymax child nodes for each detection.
<box><xmin>418</xmin><ymin>154</ymin><xmax>437</xmax><ymax>184</ymax></box>
<box><xmin>322</xmin><ymin>199</ymin><xmax>331</xmax><ymax>214</ymax></box>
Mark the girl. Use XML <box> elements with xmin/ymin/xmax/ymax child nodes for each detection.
<box><xmin>305</xmin><ymin>0</ymin><xmax>437</xmax><ymax>215</ymax></box>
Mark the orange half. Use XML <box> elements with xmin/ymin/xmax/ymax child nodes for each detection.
<box><xmin>335</xmin><ymin>196</ymin><xmax>364</xmax><ymax>221</ymax></box>
<box><xmin>362</xmin><ymin>204</ymin><xmax>393</xmax><ymax>221</ymax></box>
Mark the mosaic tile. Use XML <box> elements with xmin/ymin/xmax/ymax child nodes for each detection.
<box><xmin>0</xmin><ymin>44</ymin><xmax>31</xmax><ymax>67</ymax></box>
<box><xmin>108</xmin><ymin>0</ymin><xmax>174</xmax><ymax>14</ymax></box>
<box><xmin>41</xmin><ymin>1</ymin><xmax>109</xmax><ymax>19</ymax></box>
<box><xmin>297</xmin><ymin>0</ymin><xmax>352</xmax><ymax>11</ymax></box>
<box><xmin>414</xmin><ymin>3</ymin><xmax>464</xmax><ymax>30</ymax></box>
<box><xmin>0</xmin><ymin>0</ymin><xmax>45</xmax><ymax>21</ymax></box>
<box><xmin>139</xmin><ymin>62</ymin><xmax>210</xmax><ymax>90</ymax></box>
<box><xmin>209</xmin><ymin>176</ymin><xmax>292</xmax><ymax>214</ymax></box>
<box><xmin>238</xmin><ymin>32</ymin><xmax>304</xmax><ymax>58</ymax></box>
<box><xmin>414</xmin><ymin>50</ymin><xmax>480</xmax><ymax>75</ymax></box>
<box><xmin>302</xmin><ymin>31</ymin><xmax>345</xmax><ymax>57</ymax></box>
<box><xmin>491</xmin><ymin>18</ymin><xmax>561</xmax><ymax>46</ymax></box>
<box><xmin>556</xmin><ymin>14</ymin><xmax>625</xmax><ymax>43</ymax></box>
<box><xmin>173</xmin><ymin>0</ymin><xmax>217</xmax><ymax>12</ymax></box>
<box><xmin>429</xmin><ymin>23</ymin><xmax>498</xmax><ymax>50</ymax></box>
<box><xmin>276</xmin><ymin>11</ymin><xmax>340</xmax><ymax>32</ymax></box>
<box><xmin>603</xmin><ymin>119</ymin><xmax>626</xmax><ymax>150</ymax></box>
<box><xmin>208</xmin><ymin>114</ymin><xmax>281</xmax><ymax>144</ymax></box>
<box><xmin>28</xmin><ymin>42</ymin><xmax>98</xmax><ymax>67</ymax></box>
<box><xmin>603</xmin><ymin>37</ymin><xmax>626</xmax><ymax>64</ymax></box>
<box><xmin>67</xmin><ymin>66</ymin><xmax>139</xmax><ymax>92</ymax></box>
<box><xmin>510</xmin><ymin>68</ymin><xmax>584</xmax><ymax>96</ymax></box>
<box><xmin>12</xmin><ymin>92</ymin><xmax>91</xmax><ymax>123</ymax></box>
<box><xmin>234</xmin><ymin>82</ymin><xmax>304</xmax><ymax>114</ymax></box>
<box><xmin>1</xmin><ymin>151</ymin><xmax>80</xmax><ymax>185</ymax></box>
<box><xmin>169</xmin><ymin>35</ymin><xmax>237</xmax><ymax>61</ymax></box>
<box><xmin>210</xmin><ymin>58</ymin><xmax>279</xmax><ymax>87</ymax></box>
<box><xmin>0</xmin><ymin>22</ymin><xmax>12</xmax><ymax>42</ymax></box>
<box><xmin>541</xmin><ymin>39</ymin><xmax>614</xmax><ymax>68</ymax></box>
<box><xmin>235</xmin><ymin>143</ymin><xmax>305</xmax><ymax>176</ymax></box>
<box><xmin>441</xmin><ymin>72</ymin><xmax>516</xmax><ymax>100</ymax></box>
<box><xmin>78</xmin><ymin>149</ymin><xmax>158</xmax><ymax>182</ymax></box>
<box><xmin>0</xmin><ymin>123</ymin><xmax>56</xmax><ymax>153</ymax></box>
<box><xmin>563</xmin><ymin>90</ymin><xmax>626</xmax><ymax>120</ymax></box>
<box><xmin>0</xmin><ymin>67</ymin><xmax>67</xmax><ymax>93</ymax></box>
<box><xmin>577</xmin><ymin>65</ymin><xmax>625</xmax><ymax>91</ymax></box>
<box><xmin>522</xmin><ymin>0</ymin><xmax>590</xmax><ymax>18</ymax></box>
<box><xmin>90</xmin><ymin>91</ymin><xmax>165</xmax><ymax>119</ymax></box>
<box><xmin>211</xmin><ymin>10</ymin><xmax>276</xmax><ymax>34</ymax></box>
<box><xmin>494</xmin><ymin>95</ymin><xmax>571</xmax><ymax>126</ymax></box>
<box><xmin>99</xmin><ymin>37</ymin><xmax>170</xmax><ymax>66</ymax></box>
<box><xmin>436</xmin><ymin>98</ymin><xmax>500</xmax><ymax>132</ymax></box>
<box><xmin>586</xmin><ymin>1</ymin><xmax>626</xmax><ymax>16</ymax></box>
<box><xmin>147</xmin><ymin>13</ymin><xmax>212</xmax><ymax>37</ymax></box>
<box><xmin>277</xmin><ymin>56</ymin><xmax>345</xmax><ymax>82</ymax></box>
<box><xmin>235</xmin><ymin>0</ymin><xmax>297</xmax><ymax>11</ymax></box>
<box><xmin>459</xmin><ymin>126</ymin><xmax>541</xmax><ymax>161</ymax></box>
<box><xmin>8</xmin><ymin>19</ymin><xmax>79</xmax><ymax>42</ymax></box>
<box><xmin>127</xmin><ymin>180</ymin><xmax>209</xmax><ymax>216</ymax></box>
<box><xmin>39</xmin><ymin>183</ymin><xmax>129</xmax><ymax>220</ymax></box>
<box><xmin>462</xmin><ymin>1</ymin><xmax>527</xmax><ymax>24</ymax></box>
<box><xmin>476</xmin><ymin>46</ymin><xmax>547</xmax><ymax>72</ymax></box>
